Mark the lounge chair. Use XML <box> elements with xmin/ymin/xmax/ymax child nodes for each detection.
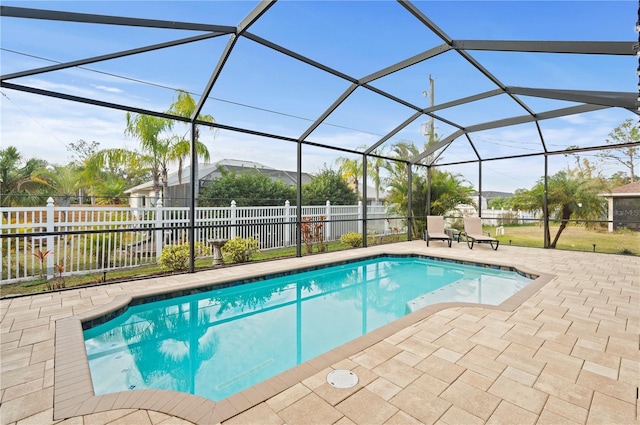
<box><xmin>424</xmin><ymin>216</ymin><xmax>452</xmax><ymax>247</ymax></box>
<box><xmin>462</xmin><ymin>217</ymin><xmax>499</xmax><ymax>250</ymax></box>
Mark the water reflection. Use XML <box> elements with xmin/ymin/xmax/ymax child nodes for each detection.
<box><xmin>85</xmin><ymin>256</ymin><xmax>530</xmax><ymax>400</ymax></box>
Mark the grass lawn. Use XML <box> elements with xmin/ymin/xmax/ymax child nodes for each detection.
<box><xmin>487</xmin><ymin>224</ymin><xmax>639</xmax><ymax>255</ymax></box>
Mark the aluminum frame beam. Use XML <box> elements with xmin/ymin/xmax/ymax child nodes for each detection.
<box><xmin>437</xmin><ymin>141</ymin><xmax>640</xmax><ymax>166</ymax></box>
<box><xmin>411</xmin><ymin>129</ymin><xmax>464</xmax><ymax>164</ymax></box>
<box><xmin>0</xmin><ymin>81</ymin><xmax>190</xmax><ymax>122</ymax></box>
<box><xmin>191</xmin><ymin>2</ymin><xmax>275</xmax><ymax>120</ymax></box>
<box><xmin>1</xmin><ymin>32</ymin><xmax>225</xmax><ymax>81</ymax></box>
<box><xmin>451</xmin><ymin>40</ymin><xmax>637</xmax><ymax>56</ymax></box>
<box><xmin>506</xmin><ymin>87</ymin><xmax>638</xmax><ymax>109</ymax></box>
<box><xmin>410</xmin><ymin>103</ymin><xmax>610</xmax><ymax>163</ymax></box>
<box><xmin>466</xmin><ymin>103</ymin><xmax>610</xmax><ymax>133</ymax></box>
<box><xmin>360</xmin><ymin>44</ymin><xmax>451</xmax><ymax>84</ymax></box>
<box><xmin>0</xmin><ymin>6</ymin><xmax>236</xmax><ymax>32</ymax></box>
<box><xmin>365</xmin><ymin>111</ymin><xmax>423</xmax><ymax>155</ymax></box>
<box><xmin>298</xmin><ymin>84</ymin><xmax>359</xmax><ymax>141</ymax></box>
<box><xmin>423</xmin><ymin>89</ymin><xmax>503</xmax><ymax>113</ymax></box>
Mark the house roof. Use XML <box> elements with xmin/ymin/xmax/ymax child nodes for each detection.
<box><xmin>125</xmin><ymin>159</ymin><xmax>310</xmax><ymax>194</ymax></box>
<box><xmin>124</xmin><ymin>162</ymin><xmax>219</xmax><ymax>193</ymax></box>
<box><xmin>610</xmin><ymin>181</ymin><xmax>640</xmax><ymax>195</ymax></box>
<box><xmin>599</xmin><ymin>180</ymin><xmax>640</xmax><ymax>198</ymax></box>
<box><xmin>471</xmin><ymin>191</ymin><xmax>513</xmax><ymax>200</ymax></box>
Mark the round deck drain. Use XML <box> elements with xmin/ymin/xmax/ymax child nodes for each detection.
<box><xmin>327</xmin><ymin>369</ymin><xmax>358</xmax><ymax>389</ymax></box>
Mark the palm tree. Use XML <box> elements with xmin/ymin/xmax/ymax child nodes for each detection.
<box><xmin>383</xmin><ymin>142</ymin><xmax>420</xmax><ymax>233</ymax></box>
<box><xmin>125</xmin><ymin>113</ymin><xmax>172</xmax><ymax>202</ymax></box>
<box><xmin>93</xmin><ymin>91</ymin><xmax>212</xmax><ymax>205</ymax></box>
<box><xmin>167</xmin><ymin>90</ymin><xmax>215</xmax><ymax>186</ymax></box>
<box><xmin>94</xmin><ymin>175</ymin><xmax>128</xmax><ymax>205</ymax></box>
<box><xmin>428</xmin><ymin>169</ymin><xmax>475</xmax><ymax>216</ymax></box>
<box><xmin>384</xmin><ymin>141</ymin><xmax>474</xmax><ymax>237</ymax></box>
<box><xmin>32</xmin><ymin>164</ymin><xmax>84</xmax><ymax>208</ymax></box>
<box><xmin>366</xmin><ymin>150</ymin><xmax>385</xmax><ymax>203</ymax></box>
<box><xmin>0</xmin><ymin>146</ymin><xmax>48</xmax><ymax>207</ymax></box>
<box><xmin>336</xmin><ymin>156</ymin><xmax>363</xmax><ymax>199</ymax></box>
<box><xmin>514</xmin><ymin>170</ymin><xmax>607</xmax><ymax>248</ymax></box>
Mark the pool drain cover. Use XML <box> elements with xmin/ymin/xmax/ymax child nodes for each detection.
<box><xmin>327</xmin><ymin>369</ymin><xmax>358</xmax><ymax>389</ymax></box>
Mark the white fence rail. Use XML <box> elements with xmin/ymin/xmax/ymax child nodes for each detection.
<box><xmin>1</xmin><ymin>199</ymin><xmax>391</xmax><ymax>284</ymax></box>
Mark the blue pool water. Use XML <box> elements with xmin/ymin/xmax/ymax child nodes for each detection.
<box><xmin>84</xmin><ymin>255</ymin><xmax>532</xmax><ymax>401</ymax></box>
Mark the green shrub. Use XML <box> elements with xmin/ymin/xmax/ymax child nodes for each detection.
<box><xmin>619</xmin><ymin>248</ymin><xmax>637</xmax><ymax>256</ymax></box>
<box><xmin>221</xmin><ymin>237</ymin><xmax>260</xmax><ymax>263</ymax></box>
<box><xmin>194</xmin><ymin>241</ymin><xmax>212</xmax><ymax>257</ymax></box>
<box><xmin>159</xmin><ymin>244</ymin><xmax>191</xmax><ymax>271</ymax></box>
<box><xmin>450</xmin><ymin>219</ymin><xmax>464</xmax><ymax>231</ymax></box>
<box><xmin>340</xmin><ymin>232</ymin><xmax>362</xmax><ymax>247</ymax></box>
<box><xmin>159</xmin><ymin>242</ymin><xmax>213</xmax><ymax>272</ymax></box>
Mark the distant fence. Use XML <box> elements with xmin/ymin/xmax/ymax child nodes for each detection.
<box><xmin>1</xmin><ymin>199</ymin><xmax>393</xmax><ymax>284</ymax></box>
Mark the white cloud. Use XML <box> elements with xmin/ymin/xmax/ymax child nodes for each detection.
<box><xmin>93</xmin><ymin>85</ymin><xmax>124</xmax><ymax>94</ymax></box>
<box><xmin>1</xmin><ymin>91</ymin><xmax>131</xmax><ymax>164</ymax></box>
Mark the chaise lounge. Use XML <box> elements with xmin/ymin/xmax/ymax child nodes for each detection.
<box><xmin>424</xmin><ymin>216</ymin><xmax>452</xmax><ymax>247</ymax></box>
<box><xmin>462</xmin><ymin>217</ymin><xmax>499</xmax><ymax>250</ymax></box>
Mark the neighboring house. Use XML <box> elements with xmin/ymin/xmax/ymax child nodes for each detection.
<box><xmin>600</xmin><ymin>181</ymin><xmax>640</xmax><ymax>232</ymax></box>
<box><xmin>470</xmin><ymin>191</ymin><xmax>514</xmax><ymax>210</ymax></box>
<box><xmin>356</xmin><ymin>184</ymin><xmax>388</xmax><ymax>206</ymax></box>
<box><xmin>458</xmin><ymin>191</ymin><xmax>513</xmax><ymax>215</ymax></box>
<box><xmin>125</xmin><ymin>159</ymin><xmax>313</xmax><ymax>208</ymax></box>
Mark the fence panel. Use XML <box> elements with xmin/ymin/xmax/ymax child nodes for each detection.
<box><xmin>196</xmin><ymin>206</ymin><xmax>232</xmax><ymax>244</ymax></box>
<box><xmin>1</xmin><ymin>207</ymin><xmax>48</xmax><ymax>282</ymax></box>
<box><xmin>326</xmin><ymin>204</ymin><xmax>360</xmax><ymax>239</ymax></box>
<box><xmin>1</xmin><ymin>201</ymin><xmax>389</xmax><ymax>284</ymax></box>
<box><xmin>234</xmin><ymin>205</ymin><xmax>289</xmax><ymax>249</ymax></box>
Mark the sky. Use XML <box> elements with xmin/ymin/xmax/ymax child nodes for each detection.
<box><xmin>1</xmin><ymin>0</ymin><xmax>637</xmax><ymax>195</ymax></box>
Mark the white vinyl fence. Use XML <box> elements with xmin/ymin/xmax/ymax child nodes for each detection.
<box><xmin>1</xmin><ymin>198</ymin><xmax>391</xmax><ymax>284</ymax></box>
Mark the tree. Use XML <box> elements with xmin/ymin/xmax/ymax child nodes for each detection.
<box><xmin>67</xmin><ymin>139</ymin><xmax>100</xmax><ymax>166</ymax></box>
<box><xmin>598</xmin><ymin>119</ymin><xmax>638</xmax><ymax>182</ymax></box>
<box><xmin>428</xmin><ymin>169</ymin><xmax>474</xmax><ymax>217</ymax></box>
<box><xmin>32</xmin><ymin>165</ymin><xmax>84</xmax><ymax>207</ymax></box>
<box><xmin>608</xmin><ymin>171</ymin><xmax>631</xmax><ymax>187</ymax></box>
<box><xmin>366</xmin><ymin>150</ymin><xmax>385</xmax><ymax>203</ymax></box>
<box><xmin>94</xmin><ymin>174</ymin><xmax>128</xmax><ymax>205</ymax></box>
<box><xmin>335</xmin><ymin>156</ymin><xmax>362</xmax><ymax>199</ymax></box>
<box><xmin>488</xmin><ymin>197</ymin><xmax>513</xmax><ymax>210</ymax></box>
<box><xmin>91</xmin><ymin>91</ymin><xmax>212</xmax><ymax>205</ymax></box>
<box><xmin>383</xmin><ymin>142</ymin><xmax>419</xmax><ymax>233</ymax></box>
<box><xmin>124</xmin><ymin>112</ymin><xmax>172</xmax><ymax>202</ymax></box>
<box><xmin>384</xmin><ymin>141</ymin><xmax>474</xmax><ymax>237</ymax></box>
<box><xmin>0</xmin><ymin>146</ymin><xmax>48</xmax><ymax>207</ymax></box>
<box><xmin>514</xmin><ymin>169</ymin><xmax>607</xmax><ymax>248</ymax></box>
<box><xmin>301</xmin><ymin>166</ymin><xmax>358</xmax><ymax>206</ymax></box>
<box><xmin>167</xmin><ymin>90</ymin><xmax>215</xmax><ymax>186</ymax></box>
<box><xmin>198</xmin><ymin>168</ymin><xmax>296</xmax><ymax>207</ymax></box>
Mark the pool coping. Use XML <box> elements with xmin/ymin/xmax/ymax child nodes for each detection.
<box><xmin>53</xmin><ymin>249</ymin><xmax>555</xmax><ymax>425</ymax></box>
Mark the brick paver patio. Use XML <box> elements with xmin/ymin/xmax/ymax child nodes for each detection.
<box><xmin>1</xmin><ymin>241</ymin><xmax>638</xmax><ymax>424</ymax></box>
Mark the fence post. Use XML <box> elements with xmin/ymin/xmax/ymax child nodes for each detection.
<box><xmin>284</xmin><ymin>200</ymin><xmax>291</xmax><ymax>246</ymax></box>
<box><xmin>230</xmin><ymin>200</ymin><xmax>237</xmax><ymax>239</ymax></box>
<box><xmin>357</xmin><ymin>201</ymin><xmax>363</xmax><ymax>234</ymax></box>
<box><xmin>46</xmin><ymin>197</ymin><xmax>55</xmax><ymax>279</ymax></box>
<box><xmin>325</xmin><ymin>200</ymin><xmax>331</xmax><ymax>241</ymax></box>
<box><xmin>155</xmin><ymin>199</ymin><xmax>163</xmax><ymax>260</ymax></box>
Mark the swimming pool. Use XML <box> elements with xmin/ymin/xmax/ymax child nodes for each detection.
<box><xmin>83</xmin><ymin>255</ymin><xmax>533</xmax><ymax>402</ymax></box>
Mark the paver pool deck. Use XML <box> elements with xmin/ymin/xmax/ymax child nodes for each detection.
<box><xmin>1</xmin><ymin>241</ymin><xmax>638</xmax><ymax>425</ymax></box>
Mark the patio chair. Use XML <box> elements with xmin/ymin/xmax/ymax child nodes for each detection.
<box><xmin>461</xmin><ymin>217</ymin><xmax>499</xmax><ymax>250</ymax></box>
<box><xmin>424</xmin><ymin>216</ymin><xmax>452</xmax><ymax>247</ymax></box>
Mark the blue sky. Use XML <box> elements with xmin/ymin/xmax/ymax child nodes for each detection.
<box><xmin>1</xmin><ymin>0</ymin><xmax>637</xmax><ymax>194</ymax></box>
